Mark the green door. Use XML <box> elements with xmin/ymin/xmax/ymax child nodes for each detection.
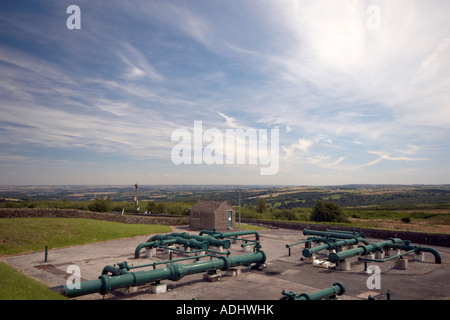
<box><xmin>227</xmin><ymin>211</ymin><xmax>233</xmax><ymax>228</ymax></box>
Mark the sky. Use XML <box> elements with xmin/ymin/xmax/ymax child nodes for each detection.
<box><xmin>0</xmin><ymin>0</ymin><xmax>449</xmax><ymax>186</ymax></box>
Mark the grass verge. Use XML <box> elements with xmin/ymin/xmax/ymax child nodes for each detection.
<box><xmin>0</xmin><ymin>218</ymin><xmax>171</xmax><ymax>256</ymax></box>
<box><xmin>0</xmin><ymin>218</ymin><xmax>172</xmax><ymax>300</ymax></box>
<box><xmin>0</xmin><ymin>261</ymin><xmax>68</xmax><ymax>300</ymax></box>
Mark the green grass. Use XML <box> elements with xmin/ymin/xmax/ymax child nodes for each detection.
<box><xmin>0</xmin><ymin>261</ymin><xmax>68</xmax><ymax>300</ymax></box>
<box><xmin>238</xmin><ymin>223</ymin><xmax>268</xmax><ymax>231</ymax></box>
<box><xmin>0</xmin><ymin>218</ymin><xmax>172</xmax><ymax>300</ymax></box>
<box><xmin>0</xmin><ymin>218</ymin><xmax>171</xmax><ymax>256</ymax></box>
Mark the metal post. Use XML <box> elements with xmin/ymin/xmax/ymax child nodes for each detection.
<box><xmin>45</xmin><ymin>246</ymin><xmax>48</xmax><ymax>263</ymax></box>
<box><xmin>134</xmin><ymin>183</ymin><xmax>139</xmax><ymax>214</ymax></box>
<box><xmin>238</xmin><ymin>189</ymin><xmax>241</xmax><ymax>232</ymax></box>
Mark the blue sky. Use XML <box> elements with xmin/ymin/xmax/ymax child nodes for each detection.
<box><xmin>1</xmin><ymin>0</ymin><xmax>449</xmax><ymax>185</ymax></box>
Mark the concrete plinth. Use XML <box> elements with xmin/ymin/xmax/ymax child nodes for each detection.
<box><xmin>145</xmin><ymin>248</ymin><xmax>156</xmax><ymax>258</ymax></box>
<box><xmin>414</xmin><ymin>252</ymin><xmax>425</xmax><ymax>262</ymax></box>
<box><xmin>224</xmin><ymin>268</ymin><xmax>241</xmax><ymax>277</ymax></box>
<box><xmin>395</xmin><ymin>258</ymin><xmax>409</xmax><ymax>270</ymax></box>
<box><xmin>375</xmin><ymin>251</ymin><xmax>385</xmax><ymax>260</ymax></box>
<box><xmin>305</xmin><ymin>256</ymin><xmax>316</xmax><ymax>264</ymax></box>
<box><xmin>149</xmin><ymin>282</ymin><xmax>167</xmax><ymax>294</ymax></box>
<box><xmin>312</xmin><ymin>259</ymin><xmax>333</xmax><ymax>269</ymax></box>
<box><xmin>242</xmin><ymin>245</ymin><xmax>252</xmax><ymax>252</ymax></box>
<box><xmin>118</xmin><ymin>286</ymin><xmax>137</xmax><ymax>294</ymax></box>
<box><xmin>337</xmin><ymin>259</ymin><xmax>351</xmax><ymax>271</ymax></box>
<box><xmin>203</xmin><ymin>272</ymin><xmax>222</xmax><ymax>282</ymax></box>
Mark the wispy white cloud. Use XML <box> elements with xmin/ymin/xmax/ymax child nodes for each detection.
<box><xmin>0</xmin><ymin>0</ymin><xmax>449</xmax><ymax>184</ymax></box>
<box><xmin>116</xmin><ymin>43</ymin><xmax>164</xmax><ymax>81</ymax></box>
<box><xmin>357</xmin><ymin>150</ymin><xmax>428</xmax><ymax>168</ymax></box>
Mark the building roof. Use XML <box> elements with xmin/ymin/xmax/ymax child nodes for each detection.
<box><xmin>190</xmin><ymin>200</ymin><xmax>233</xmax><ymax>212</ymax></box>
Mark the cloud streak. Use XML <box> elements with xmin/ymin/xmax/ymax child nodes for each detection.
<box><xmin>0</xmin><ymin>0</ymin><xmax>449</xmax><ymax>184</ymax></box>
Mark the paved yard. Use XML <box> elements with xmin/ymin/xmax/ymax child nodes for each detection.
<box><xmin>3</xmin><ymin>226</ymin><xmax>450</xmax><ymax>301</ymax></box>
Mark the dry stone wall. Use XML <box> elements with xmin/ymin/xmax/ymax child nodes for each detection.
<box><xmin>242</xmin><ymin>218</ymin><xmax>450</xmax><ymax>247</ymax></box>
<box><xmin>0</xmin><ymin>208</ymin><xmax>188</xmax><ymax>226</ymax></box>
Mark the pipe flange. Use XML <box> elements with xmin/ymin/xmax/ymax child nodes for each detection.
<box><xmin>358</xmin><ymin>245</ymin><xmax>368</xmax><ymax>255</ymax></box>
<box><xmin>167</xmin><ymin>263</ymin><xmax>185</xmax><ymax>281</ymax></box>
<box><xmin>218</xmin><ymin>256</ymin><xmax>232</xmax><ymax>270</ymax></box>
<box><xmin>98</xmin><ymin>274</ymin><xmax>111</xmax><ymax>296</ymax></box>
<box><xmin>333</xmin><ymin>282</ymin><xmax>346</xmax><ymax>296</ymax></box>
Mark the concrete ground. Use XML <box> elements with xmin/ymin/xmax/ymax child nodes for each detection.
<box><xmin>3</xmin><ymin>225</ymin><xmax>450</xmax><ymax>301</ymax></box>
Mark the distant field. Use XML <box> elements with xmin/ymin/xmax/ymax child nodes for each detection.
<box><xmin>1</xmin><ymin>184</ymin><xmax>450</xmax><ymax>235</ymax></box>
<box><xmin>344</xmin><ymin>205</ymin><xmax>450</xmax><ymax>234</ymax></box>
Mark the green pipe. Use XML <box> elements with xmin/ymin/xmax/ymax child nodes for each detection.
<box><xmin>384</xmin><ymin>242</ymin><xmax>441</xmax><ymax>264</ymax></box>
<box><xmin>199</xmin><ymin>229</ymin><xmax>260</xmax><ymax>241</ymax></box>
<box><xmin>281</xmin><ymin>282</ymin><xmax>345</xmax><ymax>300</ymax></box>
<box><xmin>129</xmin><ymin>254</ymin><xmax>220</xmax><ymax>270</ymax></box>
<box><xmin>156</xmin><ymin>233</ymin><xmax>231</xmax><ymax>249</ymax></box>
<box><xmin>101</xmin><ymin>264</ymin><xmax>129</xmax><ymax>276</ymax></box>
<box><xmin>51</xmin><ymin>250</ymin><xmax>266</xmax><ymax>298</ymax></box>
<box><xmin>302</xmin><ymin>237</ymin><xmax>368</xmax><ymax>258</ymax></box>
<box><xmin>328</xmin><ymin>238</ymin><xmax>404</xmax><ymax>263</ymax></box>
<box><xmin>147</xmin><ymin>232</ymin><xmax>185</xmax><ymax>242</ymax></box>
<box><xmin>180</xmin><ymin>234</ymin><xmax>231</xmax><ymax>249</ymax></box>
<box><xmin>221</xmin><ymin>231</ymin><xmax>260</xmax><ymax>241</ymax></box>
<box><xmin>326</xmin><ymin>228</ymin><xmax>364</xmax><ymax>237</ymax></box>
<box><xmin>199</xmin><ymin>229</ymin><xmax>222</xmax><ymax>237</ymax></box>
<box><xmin>358</xmin><ymin>248</ymin><xmax>417</xmax><ymax>263</ymax></box>
<box><xmin>135</xmin><ymin>233</ymin><xmax>232</xmax><ymax>259</ymax></box>
<box><xmin>303</xmin><ymin>228</ymin><xmax>365</xmax><ymax>240</ymax></box>
<box><xmin>134</xmin><ymin>237</ymin><xmax>210</xmax><ymax>259</ymax></box>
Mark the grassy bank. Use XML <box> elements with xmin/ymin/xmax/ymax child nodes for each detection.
<box><xmin>0</xmin><ymin>218</ymin><xmax>171</xmax><ymax>256</ymax></box>
<box><xmin>0</xmin><ymin>261</ymin><xmax>68</xmax><ymax>300</ymax></box>
<box><xmin>0</xmin><ymin>218</ymin><xmax>172</xmax><ymax>299</ymax></box>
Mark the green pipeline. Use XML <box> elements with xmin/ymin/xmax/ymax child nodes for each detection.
<box><xmin>135</xmin><ymin>232</ymin><xmax>231</xmax><ymax>258</ymax></box>
<box><xmin>199</xmin><ymin>229</ymin><xmax>260</xmax><ymax>241</ymax></box>
<box><xmin>328</xmin><ymin>238</ymin><xmax>404</xmax><ymax>263</ymax></box>
<box><xmin>302</xmin><ymin>237</ymin><xmax>369</xmax><ymax>258</ymax></box>
<box><xmin>51</xmin><ymin>250</ymin><xmax>266</xmax><ymax>298</ymax></box>
<box><xmin>384</xmin><ymin>242</ymin><xmax>441</xmax><ymax>264</ymax></box>
<box><xmin>281</xmin><ymin>282</ymin><xmax>345</xmax><ymax>300</ymax></box>
<box><xmin>303</xmin><ymin>228</ymin><xmax>365</xmax><ymax>240</ymax></box>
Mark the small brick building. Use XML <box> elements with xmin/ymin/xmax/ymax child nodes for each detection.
<box><xmin>189</xmin><ymin>200</ymin><xmax>235</xmax><ymax>231</ymax></box>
